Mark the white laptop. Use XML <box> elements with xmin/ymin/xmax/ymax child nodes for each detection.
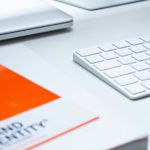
<box><xmin>0</xmin><ymin>0</ymin><xmax>73</xmax><ymax>41</ymax></box>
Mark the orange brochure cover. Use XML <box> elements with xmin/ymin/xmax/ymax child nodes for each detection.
<box><xmin>0</xmin><ymin>64</ymin><xmax>99</xmax><ymax>150</ymax></box>
<box><xmin>0</xmin><ymin>64</ymin><xmax>59</xmax><ymax>121</ymax></box>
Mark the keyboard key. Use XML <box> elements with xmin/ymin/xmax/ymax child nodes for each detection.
<box><xmin>142</xmin><ymin>80</ymin><xmax>150</xmax><ymax>90</ymax></box>
<box><xmin>115</xmin><ymin>48</ymin><xmax>132</xmax><ymax>56</ymax></box>
<box><xmin>140</xmin><ymin>35</ymin><xmax>150</xmax><ymax>42</ymax></box>
<box><xmin>146</xmin><ymin>60</ymin><xmax>150</xmax><ymax>65</ymax></box>
<box><xmin>131</xmin><ymin>62</ymin><xmax>150</xmax><ymax>71</ymax></box>
<box><xmin>113</xmin><ymin>41</ymin><xmax>130</xmax><ymax>48</ymax></box>
<box><xmin>129</xmin><ymin>45</ymin><xmax>147</xmax><ymax>53</ymax></box>
<box><xmin>115</xmin><ymin>74</ymin><xmax>138</xmax><ymax>86</ymax></box>
<box><xmin>146</xmin><ymin>50</ymin><xmax>150</xmax><ymax>56</ymax></box>
<box><xmin>132</xmin><ymin>53</ymin><xmax>150</xmax><ymax>61</ymax></box>
<box><xmin>126</xmin><ymin>38</ymin><xmax>143</xmax><ymax>45</ymax></box>
<box><xmin>95</xmin><ymin>59</ymin><xmax>120</xmax><ymax>71</ymax></box>
<box><xmin>134</xmin><ymin>71</ymin><xmax>150</xmax><ymax>81</ymax></box>
<box><xmin>76</xmin><ymin>47</ymin><xmax>101</xmax><ymax>57</ymax></box>
<box><xmin>101</xmin><ymin>51</ymin><xmax>118</xmax><ymax>60</ymax></box>
<box><xmin>143</xmin><ymin>43</ymin><xmax>150</xmax><ymax>50</ymax></box>
<box><xmin>104</xmin><ymin>66</ymin><xmax>135</xmax><ymax>78</ymax></box>
<box><xmin>125</xmin><ymin>83</ymin><xmax>147</xmax><ymax>94</ymax></box>
<box><xmin>117</xmin><ymin>56</ymin><xmax>136</xmax><ymax>65</ymax></box>
<box><xmin>99</xmin><ymin>43</ymin><xmax>116</xmax><ymax>52</ymax></box>
<box><xmin>85</xmin><ymin>54</ymin><xmax>103</xmax><ymax>64</ymax></box>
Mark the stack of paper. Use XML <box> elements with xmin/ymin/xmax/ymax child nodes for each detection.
<box><xmin>0</xmin><ymin>44</ymin><xmax>148</xmax><ymax>150</ymax></box>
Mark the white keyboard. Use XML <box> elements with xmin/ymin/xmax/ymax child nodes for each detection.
<box><xmin>73</xmin><ymin>35</ymin><xmax>150</xmax><ymax>99</ymax></box>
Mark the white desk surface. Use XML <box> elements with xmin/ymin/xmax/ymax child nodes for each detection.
<box><xmin>1</xmin><ymin>0</ymin><xmax>150</xmax><ymax>149</ymax></box>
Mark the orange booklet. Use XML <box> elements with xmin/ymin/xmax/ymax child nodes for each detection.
<box><xmin>0</xmin><ymin>64</ymin><xmax>99</xmax><ymax>150</ymax></box>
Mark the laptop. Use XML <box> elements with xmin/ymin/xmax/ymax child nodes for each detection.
<box><xmin>0</xmin><ymin>0</ymin><xmax>73</xmax><ymax>41</ymax></box>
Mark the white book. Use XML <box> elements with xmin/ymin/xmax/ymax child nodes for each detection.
<box><xmin>0</xmin><ymin>44</ymin><xmax>148</xmax><ymax>150</ymax></box>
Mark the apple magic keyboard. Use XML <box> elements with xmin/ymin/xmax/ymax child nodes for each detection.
<box><xmin>73</xmin><ymin>35</ymin><xmax>150</xmax><ymax>100</ymax></box>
